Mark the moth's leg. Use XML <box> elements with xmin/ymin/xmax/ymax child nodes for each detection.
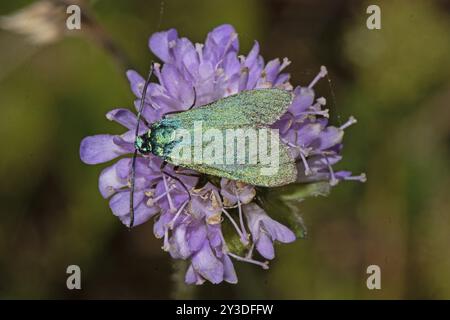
<box><xmin>141</xmin><ymin>117</ymin><xmax>150</xmax><ymax>128</ymax></box>
<box><xmin>185</xmin><ymin>173</ymin><xmax>220</xmax><ymax>189</ymax></box>
<box><xmin>254</xmin><ymin>194</ymin><xmax>265</xmax><ymax>208</ymax></box>
<box><xmin>162</xmin><ymin>171</ymin><xmax>191</xmax><ymax>200</ymax></box>
<box><xmin>193</xmin><ymin>175</ymin><xmax>210</xmax><ymax>189</ymax></box>
<box><xmin>173</xmin><ymin>171</ymin><xmax>218</xmax><ymax>190</ymax></box>
<box><xmin>160</xmin><ymin>162</ymin><xmax>198</xmax><ymax>178</ymax></box>
<box><xmin>160</xmin><ymin>160</ymin><xmax>168</xmax><ymax>170</ymax></box>
<box><xmin>253</xmin><ymin>187</ymin><xmax>269</xmax><ymax>208</ymax></box>
<box><xmin>172</xmin><ymin>169</ymin><xmax>208</xmax><ymax>190</ymax></box>
<box><xmin>206</xmin><ymin>175</ymin><xmax>221</xmax><ymax>188</ymax></box>
<box><xmin>164</xmin><ymin>162</ymin><xmax>202</xmax><ymax>190</ymax></box>
<box><xmin>174</xmin><ymin>170</ymin><xmax>200</xmax><ymax>177</ymax></box>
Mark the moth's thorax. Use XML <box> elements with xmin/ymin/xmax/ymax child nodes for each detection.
<box><xmin>136</xmin><ymin>119</ymin><xmax>181</xmax><ymax>158</ymax></box>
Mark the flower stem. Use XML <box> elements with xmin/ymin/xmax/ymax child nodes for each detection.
<box><xmin>171</xmin><ymin>259</ymin><xmax>196</xmax><ymax>300</ymax></box>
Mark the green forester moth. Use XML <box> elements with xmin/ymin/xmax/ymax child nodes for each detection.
<box><xmin>129</xmin><ymin>64</ymin><xmax>297</xmax><ymax>227</ymax></box>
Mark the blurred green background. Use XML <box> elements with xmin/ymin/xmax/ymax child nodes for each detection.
<box><xmin>0</xmin><ymin>0</ymin><xmax>449</xmax><ymax>299</ymax></box>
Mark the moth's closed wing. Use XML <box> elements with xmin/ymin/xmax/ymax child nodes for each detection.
<box><xmin>169</xmin><ymin>137</ymin><xmax>297</xmax><ymax>187</ymax></box>
<box><xmin>167</xmin><ymin>88</ymin><xmax>293</xmax><ymax>130</ymax></box>
<box><xmin>149</xmin><ymin>88</ymin><xmax>297</xmax><ymax>187</ymax></box>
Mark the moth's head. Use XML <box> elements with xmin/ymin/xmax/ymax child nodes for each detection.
<box><xmin>135</xmin><ymin>130</ymin><xmax>152</xmax><ymax>154</ymax></box>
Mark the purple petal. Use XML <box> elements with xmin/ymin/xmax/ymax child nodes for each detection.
<box><xmin>314</xmin><ymin>126</ymin><xmax>344</xmax><ymax>150</ymax></box>
<box><xmin>196</xmin><ymin>61</ymin><xmax>216</xmax><ymax>104</ymax></box>
<box><xmin>149</xmin><ymin>29</ymin><xmax>179</xmax><ymax>63</ymax></box>
<box><xmin>256</xmin><ymin>233</ymin><xmax>275</xmax><ymax>259</ymax></box>
<box><xmin>289</xmin><ymin>87</ymin><xmax>315</xmax><ymax>115</ymax></box>
<box><xmin>189</xmin><ymin>197</ymin><xmax>207</xmax><ymax>220</ymax></box>
<box><xmin>169</xmin><ymin>224</ymin><xmax>191</xmax><ymax>259</ymax></box>
<box><xmin>187</xmin><ymin>223</ymin><xmax>207</xmax><ymax>252</ymax></box>
<box><xmin>134</xmin><ymin>157</ymin><xmax>157</xmax><ymax>177</ymax></box>
<box><xmin>273</xmin><ymin>113</ymin><xmax>294</xmax><ymax>135</ymax></box>
<box><xmin>109</xmin><ymin>189</ymin><xmax>158</xmax><ymax>227</ymax></box>
<box><xmin>185</xmin><ymin>264</ymin><xmax>205</xmax><ymax>285</ymax></box>
<box><xmin>244</xmin><ymin>203</ymin><xmax>296</xmax><ymax>245</ymax></box>
<box><xmin>207</xmin><ymin>224</ymin><xmax>223</xmax><ymax>250</ymax></box>
<box><xmin>220</xmin><ymin>179</ymin><xmax>237</xmax><ymax>206</ymax></box>
<box><xmin>160</xmin><ymin>63</ymin><xmax>194</xmax><ymax>107</ymax></box>
<box><xmin>204</xmin><ymin>24</ymin><xmax>238</xmax><ymax>63</ymax></box>
<box><xmin>111</xmin><ymin>139</ymin><xmax>134</xmax><ymax>157</ymax></box>
<box><xmin>308</xmin><ymin>153</ymin><xmax>342</xmax><ymax>170</ymax></box>
<box><xmin>244</xmin><ymin>42</ymin><xmax>264</xmax><ymax>90</ymax></box>
<box><xmin>154</xmin><ymin>211</ymin><xmax>172</xmax><ymax>239</ymax></box>
<box><xmin>262</xmin><ymin>219</ymin><xmax>296</xmax><ymax>244</ymax></box>
<box><xmin>296</xmin><ymin>123</ymin><xmax>323</xmax><ymax>146</ymax></box>
<box><xmin>211</xmin><ymin>24</ymin><xmax>238</xmax><ymax>51</ymax></box>
<box><xmin>126</xmin><ymin>70</ymin><xmax>145</xmax><ymax>98</ymax></box>
<box><xmin>238</xmin><ymin>67</ymin><xmax>249</xmax><ymax>92</ymax></box>
<box><xmin>191</xmin><ymin>243</ymin><xmax>224</xmax><ymax>284</ymax></box>
<box><xmin>244</xmin><ymin>203</ymin><xmax>264</xmax><ymax>238</ymax></box>
<box><xmin>274</xmin><ymin>73</ymin><xmax>290</xmax><ymax>86</ymax></box>
<box><xmin>220</xmin><ymin>180</ymin><xmax>256</xmax><ymax>206</ymax></box>
<box><xmin>114</xmin><ymin>157</ymin><xmax>131</xmax><ymax>180</ymax></box>
<box><xmin>221</xmin><ymin>254</ymin><xmax>238</xmax><ymax>284</ymax></box>
<box><xmin>239</xmin><ymin>186</ymin><xmax>256</xmax><ymax>204</ymax></box>
<box><xmin>171</xmin><ymin>191</ymin><xmax>190</xmax><ymax>210</ymax></box>
<box><xmin>244</xmin><ymin>41</ymin><xmax>260</xmax><ymax>68</ymax></box>
<box><xmin>173</xmin><ymin>37</ymin><xmax>199</xmax><ymax>80</ymax></box>
<box><xmin>223</xmin><ymin>51</ymin><xmax>240</xmax><ymax>79</ymax></box>
<box><xmin>106</xmin><ymin>108</ymin><xmax>138</xmax><ymax>130</ymax></box>
<box><xmin>133</xmin><ymin>99</ymin><xmax>166</xmax><ymax>124</ymax></box>
<box><xmin>109</xmin><ymin>190</ymin><xmax>145</xmax><ymax>218</ymax></box>
<box><xmin>80</xmin><ymin>134</ymin><xmax>127</xmax><ymax>164</ymax></box>
<box><xmin>98</xmin><ymin>159</ymin><xmax>129</xmax><ymax>198</ymax></box>
<box><xmin>154</xmin><ymin>179</ymin><xmax>190</xmax><ymax>212</ymax></box>
<box><xmin>123</xmin><ymin>200</ymin><xmax>159</xmax><ymax>227</ymax></box>
<box><xmin>247</xmin><ymin>56</ymin><xmax>264</xmax><ymax>89</ymax></box>
<box><xmin>143</xmin><ymin>81</ymin><xmax>185</xmax><ymax>113</ymax></box>
<box><xmin>263</xmin><ymin>58</ymin><xmax>281</xmax><ymax>83</ymax></box>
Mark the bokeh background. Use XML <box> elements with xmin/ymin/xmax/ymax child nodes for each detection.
<box><xmin>0</xmin><ymin>0</ymin><xmax>449</xmax><ymax>299</ymax></box>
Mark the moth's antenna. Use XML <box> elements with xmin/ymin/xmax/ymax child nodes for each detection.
<box><xmin>129</xmin><ymin>62</ymin><xmax>154</xmax><ymax>228</ymax></box>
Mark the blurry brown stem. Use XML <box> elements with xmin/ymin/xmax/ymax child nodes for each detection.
<box><xmin>82</xmin><ymin>18</ymin><xmax>132</xmax><ymax>71</ymax></box>
<box><xmin>171</xmin><ymin>260</ymin><xmax>196</xmax><ymax>299</ymax></box>
<box><xmin>56</xmin><ymin>0</ymin><xmax>133</xmax><ymax>71</ymax></box>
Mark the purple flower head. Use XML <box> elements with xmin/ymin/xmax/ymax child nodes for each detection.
<box><xmin>79</xmin><ymin>24</ymin><xmax>365</xmax><ymax>285</ymax></box>
<box><xmin>244</xmin><ymin>203</ymin><xmax>296</xmax><ymax>260</ymax></box>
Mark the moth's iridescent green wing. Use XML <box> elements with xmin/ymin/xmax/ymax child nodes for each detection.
<box><xmin>167</xmin><ymin>88</ymin><xmax>293</xmax><ymax>129</ymax></box>
<box><xmin>175</xmin><ymin>136</ymin><xmax>297</xmax><ymax>187</ymax></box>
<box><xmin>167</xmin><ymin>125</ymin><xmax>297</xmax><ymax>187</ymax></box>
<box><xmin>163</xmin><ymin>88</ymin><xmax>297</xmax><ymax>187</ymax></box>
